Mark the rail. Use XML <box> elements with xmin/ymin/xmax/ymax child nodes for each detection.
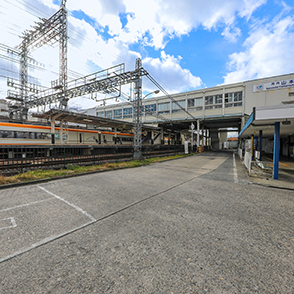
<box><xmin>0</xmin><ymin>145</ymin><xmax>184</xmax><ymax>175</ymax></box>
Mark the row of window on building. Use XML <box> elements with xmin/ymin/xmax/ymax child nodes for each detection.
<box><xmin>96</xmin><ymin>91</ymin><xmax>243</xmax><ymax>119</ymax></box>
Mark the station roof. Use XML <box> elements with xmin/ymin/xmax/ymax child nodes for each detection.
<box><xmin>239</xmin><ymin>104</ymin><xmax>294</xmax><ymax>138</ymax></box>
<box><xmin>32</xmin><ymin>109</ymin><xmax>159</xmax><ymax>131</ymax></box>
<box><xmin>158</xmin><ymin>116</ymin><xmax>242</xmax><ymax>132</ymax></box>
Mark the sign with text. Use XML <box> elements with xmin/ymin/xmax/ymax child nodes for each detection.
<box><xmin>253</xmin><ymin>78</ymin><xmax>294</xmax><ymax>92</ymax></box>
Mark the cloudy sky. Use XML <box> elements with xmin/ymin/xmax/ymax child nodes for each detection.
<box><xmin>0</xmin><ymin>0</ymin><xmax>294</xmax><ymax>109</ymax></box>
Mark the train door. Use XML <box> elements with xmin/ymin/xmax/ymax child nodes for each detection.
<box><xmin>79</xmin><ymin>133</ymin><xmax>83</xmax><ymax>143</ymax></box>
<box><xmin>98</xmin><ymin>133</ymin><xmax>101</xmax><ymax>144</ymax></box>
<box><xmin>51</xmin><ymin>133</ymin><xmax>55</xmax><ymax>144</ymax></box>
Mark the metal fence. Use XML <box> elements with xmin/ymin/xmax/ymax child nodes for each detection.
<box><xmin>0</xmin><ymin>144</ymin><xmax>184</xmax><ymax>175</ymax></box>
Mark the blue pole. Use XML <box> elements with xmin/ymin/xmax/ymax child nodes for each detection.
<box><xmin>273</xmin><ymin>122</ymin><xmax>280</xmax><ymax>180</ymax></box>
<box><xmin>259</xmin><ymin>130</ymin><xmax>263</xmax><ymax>161</ymax></box>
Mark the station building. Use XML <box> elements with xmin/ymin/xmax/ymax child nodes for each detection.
<box><xmin>90</xmin><ymin>72</ymin><xmax>294</xmax><ymax>155</ymax></box>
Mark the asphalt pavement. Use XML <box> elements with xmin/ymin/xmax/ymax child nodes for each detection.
<box><xmin>0</xmin><ymin>151</ymin><xmax>293</xmax><ymax>293</ymax></box>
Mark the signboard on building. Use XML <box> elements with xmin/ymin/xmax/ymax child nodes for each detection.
<box><xmin>253</xmin><ymin>78</ymin><xmax>294</xmax><ymax>92</ymax></box>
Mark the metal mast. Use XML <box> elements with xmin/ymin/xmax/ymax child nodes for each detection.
<box><xmin>59</xmin><ymin>0</ymin><xmax>68</xmax><ymax>109</ymax></box>
<box><xmin>19</xmin><ymin>38</ymin><xmax>29</xmax><ymax>120</ymax></box>
<box><xmin>133</xmin><ymin>58</ymin><xmax>143</xmax><ymax>159</ymax></box>
<box><xmin>9</xmin><ymin>0</ymin><xmax>69</xmax><ymax>119</ymax></box>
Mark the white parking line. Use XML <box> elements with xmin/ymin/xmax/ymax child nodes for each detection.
<box><xmin>37</xmin><ymin>185</ymin><xmax>96</xmax><ymax>222</ymax></box>
<box><xmin>0</xmin><ymin>198</ymin><xmax>54</xmax><ymax>213</ymax></box>
<box><xmin>233</xmin><ymin>153</ymin><xmax>239</xmax><ymax>183</ymax></box>
<box><xmin>0</xmin><ymin>217</ymin><xmax>17</xmax><ymax>230</ymax></box>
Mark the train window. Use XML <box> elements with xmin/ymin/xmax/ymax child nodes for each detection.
<box><xmin>15</xmin><ymin>131</ymin><xmax>21</xmax><ymax>138</ymax></box>
<box><xmin>22</xmin><ymin>132</ymin><xmax>28</xmax><ymax>138</ymax></box>
<box><xmin>1</xmin><ymin>131</ymin><xmax>14</xmax><ymax>138</ymax></box>
<box><xmin>0</xmin><ymin>131</ymin><xmax>7</xmax><ymax>138</ymax></box>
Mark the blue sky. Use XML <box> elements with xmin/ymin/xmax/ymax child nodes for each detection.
<box><xmin>0</xmin><ymin>0</ymin><xmax>294</xmax><ymax>109</ymax></box>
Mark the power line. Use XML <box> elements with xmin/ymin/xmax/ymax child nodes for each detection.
<box><xmin>146</xmin><ymin>73</ymin><xmax>196</xmax><ymax>120</ymax></box>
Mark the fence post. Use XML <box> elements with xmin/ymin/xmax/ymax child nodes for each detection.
<box><xmin>64</xmin><ymin>146</ymin><xmax>66</xmax><ymax>169</ymax></box>
<box><xmin>21</xmin><ymin>146</ymin><xmax>23</xmax><ymax>173</ymax></box>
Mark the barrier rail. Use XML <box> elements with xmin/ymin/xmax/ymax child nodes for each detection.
<box><xmin>0</xmin><ymin>144</ymin><xmax>184</xmax><ymax>175</ymax></box>
<box><xmin>238</xmin><ymin>148</ymin><xmax>242</xmax><ymax>159</ymax></box>
<box><xmin>244</xmin><ymin>151</ymin><xmax>252</xmax><ymax>175</ymax></box>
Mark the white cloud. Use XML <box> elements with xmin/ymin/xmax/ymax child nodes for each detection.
<box><xmin>224</xmin><ymin>15</ymin><xmax>294</xmax><ymax>84</ymax></box>
<box><xmin>0</xmin><ymin>0</ymin><xmax>270</xmax><ymax>105</ymax></box>
<box><xmin>143</xmin><ymin>51</ymin><xmax>202</xmax><ymax>93</ymax></box>
<box><xmin>222</xmin><ymin>26</ymin><xmax>242</xmax><ymax>42</ymax></box>
<box><xmin>117</xmin><ymin>0</ymin><xmax>267</xmax><ymax>49</ymax></box>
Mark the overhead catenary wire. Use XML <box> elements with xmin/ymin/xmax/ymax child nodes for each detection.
<box><xmin>145</xmin><ymin>73</ymin><xmax>196</xmax><ymax>120</ymax></box>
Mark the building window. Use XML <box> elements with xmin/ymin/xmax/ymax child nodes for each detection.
<box><xmin>195</xmin><ymin>98</ymin><xmax>203</xmax><ymax>110</ymax></box>
<box><xmin>205</xmin><ymin>96</ymin><xmax>213</xmax><ymax>105</ymax></box>
<box><xmin>158</xmin><ymin>102</ymin><xmax>170</xmax><ymax>114</ymax></box>
<box><xmin>188</xmin><ymin>99</ymin><xmax>194</xmax><ymax>107</ymax></box>
<box><xmin>225</xmin><ymin>92</ymin><xmax>242</xmax><ymax>107</ymax></box>
<box><xmin>225</xmin><ymin>93</ymin><xmax>233</xmax><ymax>107</ymax></box>
<box><xmin>97</xmin><ymin>111</ymin><xmax>104</xmax><ymax>117</ymax></box>
<box><xmin>215</xmin><ymin>94</ymin><xmax>222</xmax><ymax>104</ymax></box>
<box><xmin>105</xmin><ymin>110</ymin><xmax>112</xmax><ymax>118</ymax></box>
<box><xmin>172</xmin><ymin>100</ymin><xmax>185</xmax><ymax>110</ymax></box>
<box><xmin>145</xmin><ymin>104</ymin><xmax>156</xmax><ymax>114</ymax></box>
<box><xmin>233</xmin><ymin>92</ymin><xmax>242</xmax><ymax>107</ymax></box>
<box><xmin>123</xmin><ymin>108</ymin><xmax>132</xmax><ymax>118</ymax></box>
<box><xmin>114</xmin><ymin>109</ymin><xmax>122</xmax><ymax>119</ymax></box>
<box><xmin>205</xmin><ymin>96</ymin><xmax>214</xmax><ymax>109</ymax></box>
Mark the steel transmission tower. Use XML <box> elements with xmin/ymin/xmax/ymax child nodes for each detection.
<box><xmin>12</xmin><ymin>0</ymin><xmax>68</xmax><ymax>119</ymax></box>
<box><xmin>133</xmin><ymin>58</ymin><xmax>143</xmax><ymax>159</ymax></box>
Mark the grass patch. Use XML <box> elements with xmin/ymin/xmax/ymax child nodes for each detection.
<box><xmin>0</xmin><ymin>153</ymin><xmax>195</xmax><ymax>186</ymax></box>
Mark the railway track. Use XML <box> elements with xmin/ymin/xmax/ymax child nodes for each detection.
<box><xmin>0</xmin><ymin>148</ymin><xmax>184</xmax><ymax>175</ymax></box>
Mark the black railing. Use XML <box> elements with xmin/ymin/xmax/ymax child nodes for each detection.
<box><xmin>0</xmin><ymin>144</ymin><xmax>184</xmax><ymax>175</ymax></box>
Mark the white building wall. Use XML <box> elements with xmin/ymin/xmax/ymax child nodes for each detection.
<box><xmin>244</xmin><ymin>73</ymin><xmax>294</xmax><ymax>115</ymax></box>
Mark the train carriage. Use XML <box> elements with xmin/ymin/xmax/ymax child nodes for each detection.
<box><xmin>0</xmin><ymin>121</ymin><xmax>133</xmax><ymax>145</ymax></box>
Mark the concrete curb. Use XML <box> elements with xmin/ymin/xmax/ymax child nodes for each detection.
<box><xmin>250</xmin><ymin>181</ymin><xmax>294</xmax><ymax>192</ymax></box>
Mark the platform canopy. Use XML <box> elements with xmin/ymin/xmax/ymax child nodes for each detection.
<box><xmin>239</xmin><ymin>104</ymin><xmax>294</xmax><ymax>138</ymax></box>
<box><xmin>32</xmin><ymin>109</ymin><xmax>159</xmax><ymax>132</ymax></box>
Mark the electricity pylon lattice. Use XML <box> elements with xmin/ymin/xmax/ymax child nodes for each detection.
<box><xmin>8</xmin><ymin>1</ymin><xmax>68</xmax><ymax>119</ymax></box>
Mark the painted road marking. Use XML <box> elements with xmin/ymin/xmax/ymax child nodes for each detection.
<box><xmin>37</xmin><ymin>185</ymin><xmax>96</xmax><ymax>222</ymax></box>
<box><xmin>0</xmin><ymin>217</ymin><xmax>17</xmax><ymax>230</ymax></box>
<box><xmin>0</xmin><ymin>198</ymin><xmax>54</xmax><ymax>213</ymax></box>
<box><xmin>233</xmin><ymin>153</ymin><xmax>238</xmax><ymax>183</ymax></box>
